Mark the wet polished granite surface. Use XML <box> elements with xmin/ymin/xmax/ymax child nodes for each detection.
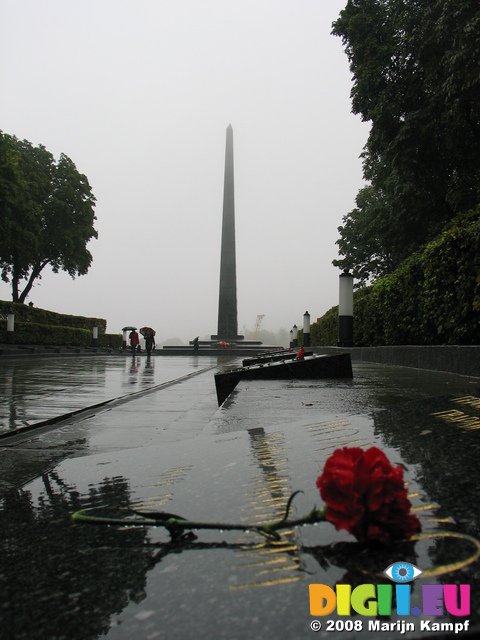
<box><xmin>1</xmin><ymin>358</ymin><xmax>480</xmax><ymax>639</ymax></box>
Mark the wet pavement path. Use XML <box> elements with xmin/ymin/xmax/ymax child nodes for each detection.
<box><xmin>0</xmin><ymin>355</ymin><xmax>222</xmax><ymax>433</ymax></box>
<box><xmin>1</xmin><ymin>358</ymin><xmax>480</xmax><ymax>640</ymax></box>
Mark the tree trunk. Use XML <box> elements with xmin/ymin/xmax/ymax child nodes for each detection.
<box><xmin>11</xmin><ymin>267</ymin><xmax>20</xmax><ymax>303</ymax></box>
<box><xmin>17</xmin><ymin>260</ymin><xmax>51</xmax><ymax>304</ymax></box>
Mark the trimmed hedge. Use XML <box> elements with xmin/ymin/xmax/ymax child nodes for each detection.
<box><xmin>298</xmin><ymin>306</ymin><xmax>338</xmax><ymax>346</ymax></box>
<box><xmin>0</xmin><ymin>300</ymin><xmax>107</xmax><ymax>333</ymax></box>
<box><xmin>0</xmin><ymin>319</ymin><xmax>123</xmax><ymax>348</ymax></box>
<box><xmin>0</xmin><ymin>320</ymin><xmax>91</xmax><ymax>346</ymax></box>
<box><xmin>311</xmin><ymin>210</ymin><xmax>480</xmax><ymax>346</ymax></box>
<box><xmin>98</xmin><ymin>333</ymin><xmax>123</xmax><ymax>349</ymax></box>
<box><xmin>0</xmin><ymin>300</ymin><xmax>122</xmax><ymax>347</ymax></box>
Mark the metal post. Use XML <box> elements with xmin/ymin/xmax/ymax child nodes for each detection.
<box><xmin>303</xmin><ymin>311</ymin><xmax>311</xmax><ymax>347</ymax></box>
<box><xmin>7</xmin><ymin>313</ymin><xmax>14</xmax><ymax>345</ymax></box>
<box><xmin>338</xmin><ymin>271</ymin><xmax>354</xmax><ymax>347</ymax></box>
<box><xmin>293</xmin><ymin>324</ymin><xmax>298</xmax><ymax>348</ymax></box>
<box><xmin>289</xmin><ymin>329</ymin><xmax>293</xmax><ymax>349</ymax></box>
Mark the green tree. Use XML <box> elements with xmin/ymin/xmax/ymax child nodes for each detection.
<box><xmin>333</xmin><ymin>184</ymin><xmax>398</xmax><ymax>285</ymax></box>
<box><xmin>332</xmin><ymin>0</ymin><xmax>480</xmax><ymax>281</ymax></box>
<box><xmin>0</xmin><ymin>132</ymin><xmax>97</xmax><ymax>303</ymax></box>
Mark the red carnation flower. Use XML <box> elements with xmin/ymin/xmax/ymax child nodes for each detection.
<box><xmin>316</xmin><ymin>447</ymin><xmax>421</xmax><ymax>544</ymax></box>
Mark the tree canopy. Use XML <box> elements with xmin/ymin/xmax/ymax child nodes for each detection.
<box><xmin>0</xmin><ymin>132</ymin><xmax>97</xmax><ymax>303</ymax></box>
<box><xmin>332</xmin><ymin>0</ymin><xmax>480</xmax><ymax>284</ymax></box>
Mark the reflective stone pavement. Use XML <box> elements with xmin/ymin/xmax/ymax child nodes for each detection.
<box><xmin>0</xmin><ymin>355</ymin><xmax>221</xmax><ymax>433</ymax></box>
<box><xmin>1</xmin><ymin>357</ymin><xmax>480</xmax><ymax>640</ymax></box>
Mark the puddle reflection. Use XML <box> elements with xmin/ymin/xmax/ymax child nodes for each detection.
<box><xmin>0</xmin><ymin>474</ymin><xmax>152</xmax><ymax>640</ymax></box>
<box><xmin>2</xmin><ymin>463</ymin><xmax>479</xmax><ymax>640</ymax></box>
<box><xmin>0</xmin><ymin>356</ymin><xmax>218</xmax><ymax>433</ymax></box>
<box><xmin>2</xmin><ymin>362</ymin><xmax>480</xmax><ymax>638</ymax></box>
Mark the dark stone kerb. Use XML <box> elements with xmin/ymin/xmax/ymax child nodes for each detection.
<box><xmin>314</xmin><ymin>345</ymin><xmax>480</xmax><ymax>379</ymax></box>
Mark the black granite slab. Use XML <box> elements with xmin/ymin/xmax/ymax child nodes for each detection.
<box><xmin>1</xmin><ymin>362</ymin><xmax>480</xmax><ymax>639</ymax></box>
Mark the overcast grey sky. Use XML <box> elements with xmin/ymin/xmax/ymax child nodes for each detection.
<box><xmin>0</xmin><ymin>0</ymin><xmax>369</xmax><ymax>343</ymax></box>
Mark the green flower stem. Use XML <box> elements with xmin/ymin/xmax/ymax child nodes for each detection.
<box><xmin>71</xmin><ymin>497</ymin><xmax>327</xmax><ymax>541</ymax></box>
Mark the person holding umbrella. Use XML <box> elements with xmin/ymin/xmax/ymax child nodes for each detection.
<box><xmin>140</xmin><ymin>327</ymin><xmax>156</xmax><ymax>356</ymax></box>
<box><xmin>129</xmin><ymin>328</ymin><xmax>140</xmax><ymax>356</ymax></box>
<box><xmin>145</xmin><ymin>332</ymin><xmax>155</xmax><ymax>356</ymax></box>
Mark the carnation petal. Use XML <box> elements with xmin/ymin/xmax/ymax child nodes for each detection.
<box><xmin>317</xmin><ymin>446</ymin><xmax>421</xmax><ymax>544</ymax></box>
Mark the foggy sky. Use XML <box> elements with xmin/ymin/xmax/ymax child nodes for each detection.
<box><xmin>0</xmin><ymin>0</ymin><xmax>369</xmax><ymax>343</ymax></box>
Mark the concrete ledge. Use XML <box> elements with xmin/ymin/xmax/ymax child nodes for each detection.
<box><xmin>314</xmin><ymin>345</ymin><xmax>480</xmax><ymax>378</ymax></box>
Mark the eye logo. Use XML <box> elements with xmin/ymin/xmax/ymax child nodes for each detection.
<box><xmin>310</xmin><ymin>561</ymin><xmax>470</xmax><ymax>618</ymax></box>
<box><xmin>384</xmin><ymin>562</ymin><xmax>423</xmax><ymax>583</ymax></box>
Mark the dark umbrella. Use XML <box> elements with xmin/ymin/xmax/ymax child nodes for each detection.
<box><xmin>122</xmin><ymin>326</ymin><xmax>137</xmax><ymax>331</ymax></box>
<box><xmin>140</xmin><ymin>327</ymin><xmax>156</xmax><ymax>337</ymax></box>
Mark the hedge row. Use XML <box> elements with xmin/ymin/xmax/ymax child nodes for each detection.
<box><xmin>310</xmin><ymin>210</ymin><xmax>480</xmax><ymax>346</ymax></box>
<box><xmin>0</xmin><ymin>319</ymin><xmax>123</xmax><ymax>348</ymax></box>
<box><xmin>310</xmin><ymin>306</ymin><xmax>338</xmax><ymax>346</ymax></box>
<box><xmin>0</xmin><ymin>300</ymin><xmax>107</xmax><ymax>333</ymax></box>
<box><xmin>1</xmin><ymin>320</ymin><xmax>90</xmax><ymax>346</ymax></box>
<box><xmin>98</xmin><ymin>334</ymin><xmax>123</xmax><ymax>349</ymax></box>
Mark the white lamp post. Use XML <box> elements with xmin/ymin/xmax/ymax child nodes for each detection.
<box><xmin>292</xmin><ymin>324</ymin><xmax>298</xmax><ymax>348</ymax></box>
<box><xmin>303</xmin><ymin>311</ymin><xmax>311</xmax><ymax>347</ymax></box>
<box><xmin>338</xmin><ymin>271</ymin><xmax>354</xmax><ymax>346</ymax></box>
<box><xmin>7</xmin><ymin>313</ymin><xmax>14</xmax><ymax>345</ymax></box>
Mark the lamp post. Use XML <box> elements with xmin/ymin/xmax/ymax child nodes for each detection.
<box><xmin>303</xmin><ymin>311</ymin><xmax>311</xmax><ymax>347</ymax></box>
<box><xmin>7</xmin><ymin>314</ymin><xmax>14</xmax><ymax>345</ymax></box>
<box><xmin>338</xmin><ymin>271</ymin><xmax>354</xmax><ymax>347</ymax></box>
<box><xmin>292</xmin><ymin>324</ymin><xmax>298</xmax><ymax>348</ymax></box>
<box><xmin>289</xmin><ymin>329</ymin><xmax>293</xmax><ymax>349</ymax></box>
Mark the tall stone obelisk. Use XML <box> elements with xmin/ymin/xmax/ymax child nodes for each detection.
<box><xmin>212</xmin><ymin>124</ymin><xmax>242</xmax><ymax>341</ymax></box>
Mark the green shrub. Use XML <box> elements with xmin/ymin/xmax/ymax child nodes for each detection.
<box><xmin>0</xmin><ymin>318</ymin><xmax>123</xmax><ymax>348</ymax></box>
<box><xmin>311</xmin><ymin>306</ymin><xmax>339</xmax><ymax>346</ymax></box>
<box><xmin>0</xmin><ymin>300</ymin><xmax>106</xmax><ymax>333</ymax></box>
<box><xmin>99</xmin><ymin>333</ymin><xmax>123</xmax><ymax>349</ymax></box>
<box><xmin>0</xmin><ymin>320</ymin><xmax>91</xmax><ymax>346</ymax></box>
<box><xmin>0</xmin><ymin>301</ymin><xmax>123</xmax><ymax>347</ymax></box>
<box><xmin>311</xmin><ymin>209</ymin><xmax>480</xmax><ymax>346</ymax></box>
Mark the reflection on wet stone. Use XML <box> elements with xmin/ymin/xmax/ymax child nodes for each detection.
<box><xmin>0</xmin><ymin>356</ymin><xmax>203</xmax><ymax>433</ymax></box>
<box><xmin>2</xmin><ymin>360</ymin><xmax>480</xmax><ymax>638</ymax></box>
<box><xmin>0</xmin><ymin>475</ymin><xmax>153</xmax><ymax>640</ymax></box>
<box><xmin>247</xmin><ymin>428</ymin><xmax>288</xmax><ymax>499</ymax></box>
<box><xmin>368</xmin><ymin>390</ymin><xmax>480</xmax><ymax>623</ymax></box>
<box><xmin>132</xmin><ymin>466</ymin><xmax>193</xmax><ymax>512</ymax></box>
<box><xmin>306</xmin><ymin>417</ymin><xmax>372</xmax><ymax>455</ymax></box>
<box><xmin>231</xmin><ymin>428</ymin><xmax>302</xmax><ymax>589</ymax></box>
<box><xmin>373</xmin><ymin>393</ymin><xmax>480</xmax><ymax>539</ymax></box>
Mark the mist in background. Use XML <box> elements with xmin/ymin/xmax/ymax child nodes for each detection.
<box><xmin>0</xmin><ymin>0</ymin><xmax>369</xmax><ymax>343</ymax></box>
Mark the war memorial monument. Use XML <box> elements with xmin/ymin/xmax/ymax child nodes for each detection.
<box><xmin>0</xmin><ymin>128</ymin><xmax>479</xmax><ymax>640</ymax></box>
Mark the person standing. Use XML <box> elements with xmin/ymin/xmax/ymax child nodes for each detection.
<box><xmin>145</xmin><ymin>332</ymin><xmax>155</xmax><ymax>356</ymax></box>
<box><xmin>129</xmin><ymin>329</ymin><xmax>140</xmax><ymax>356</ymax></box>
